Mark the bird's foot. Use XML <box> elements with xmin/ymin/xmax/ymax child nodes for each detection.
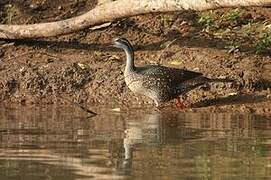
<box><xmin>155</xmin><ymin>104</ymin><xmax>163</xmax><ymax>110</ymax></box>
<box><xmin>175</xmin><ymin>97</ymin><xmax>186</xmax><ymax>109</ymax></box>
<box><xmin>154</xmin><ymin>101</ymin><xmax>166</xmax><ymax>110</ymax></box>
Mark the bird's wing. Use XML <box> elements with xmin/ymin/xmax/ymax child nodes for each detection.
<box><xmin>139</xmin><ymin>65</ymin><xmax>202</xmax><ymax>83</ymax></box>
<box><xmin>134</xmin><ymin>65</ymin><xmax>203</xmax><ymax>95</ymax></box>
<box><xmin>174</xmin><ymin>68</ymin><xmax>203</xmax><ymax>83</ymax></box>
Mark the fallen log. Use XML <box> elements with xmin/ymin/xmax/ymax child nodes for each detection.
<box><xmin>0</xmin><ymin>0</ymin><xmax>270</xmax><ymax>39</ymax></box>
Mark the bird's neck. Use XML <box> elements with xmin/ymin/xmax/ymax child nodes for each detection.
<box><xmin>123</xmin><ymin>46</ymin><xmax>135</xmax><ymax>73</ymax></box>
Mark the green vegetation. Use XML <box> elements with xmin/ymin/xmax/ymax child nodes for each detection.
<box><xmin>255</xmin><ymin>24</ymin><xmax>271</xmax><ymax>54</ymax></box>
<box><xmin>225</xmin><ymin>9</ymin><xmax>243</xmax><ymax>25</ymax></box>
<box><xmin>4</xmin><ymin>4</ymin><xmax>16</xmax><ymax>24</ymax></box>
<box><xmin>198</xmin><ymin>9</ymin><xmax>271</xmax><ymax>54</ymax></box>
<box><xmin>256</xmin><ymin>33</ymin><xmax>271</xmax><ymax>54</ymax></box>
<box><xmin>198</xmin><ymin>11</ymin><xmax>214</xmax><ymax>32</ymax></box>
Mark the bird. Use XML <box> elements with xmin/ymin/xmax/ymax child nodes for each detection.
<box><xmin>112</xmin><ymin>37</ymin><xmax>232</xmax><ymax>108</ymax></box>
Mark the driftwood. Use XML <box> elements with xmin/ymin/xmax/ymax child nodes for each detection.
<box><xmin>0</xmin><ymin>0</ymin><xmax>270</xmax><ymax>39</ymax></box>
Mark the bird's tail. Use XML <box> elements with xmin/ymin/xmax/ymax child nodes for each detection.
<box><xmin>179</xmin><ymin>76</ymin><xmax>236</xmax><ymax>95</ymax></box>
<box><xmin>190</xmin><ymin>76</ymin><xmax>235</xmax><ymax>84</ymax></box>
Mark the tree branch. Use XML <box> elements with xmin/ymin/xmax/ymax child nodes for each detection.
<box><xmin>0</xmin><ymin>0</ymin><xmax>270</xmax><ymax>39</ymax></box>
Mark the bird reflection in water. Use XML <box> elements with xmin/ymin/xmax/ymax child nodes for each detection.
<box><xmin>0</xmin><ymin>107</ymin><xmax>270</xmax><ymax>179</ymax></box>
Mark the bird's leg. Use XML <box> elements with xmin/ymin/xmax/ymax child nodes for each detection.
<box><xmin>155</xmin><ymin>101</ymin><xmax>161</xmax><ymax>109</ymax></box>
<box><xmin>175</xmin><ymin>96</ymin><xmax>186</xmax><ymax>109</ymax></box>
<box><xmin>154</xmin><ymin>101</ymin><xmax>164</xmax><ymax>110</ymax></box>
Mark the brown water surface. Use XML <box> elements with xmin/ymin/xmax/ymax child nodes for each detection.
<box><xmin>0</xmin><ymin>105</ymin><xmax>271</xmax><ymax>179</ymax></box>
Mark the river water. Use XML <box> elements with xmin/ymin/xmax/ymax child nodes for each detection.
<box><xmin>0</xmin><ymin>105</ymin><xmax>270</xmax><ymax>179</ymax></box>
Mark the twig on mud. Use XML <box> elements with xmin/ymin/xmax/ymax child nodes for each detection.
<box><xmin>38</xmin><ymin>52</ymin><xmax>64</xmax><ymax>61</ymax></box>
<box><xmin>157</xmin><ymin>38</ymin><xmax>179</xmax><ymax>63</ymax></box>
<box><xmin>0</xmin><ymin>41</ymin><xmax>15</xmax><ymax>47</ymax></box>
<box><xmin>58</xmin><ymin>96</ymin><xmax>98</xmax><ymax>117</ymax></box>
<box><xmin>5</xmin><ymin>51</ymin><xmax>34</xmax><ymax>61</ymax></box>
<box><xmin>3</xmin><ymin>50</ymin><xmax>64</xmax><ymax>62</ymax></box>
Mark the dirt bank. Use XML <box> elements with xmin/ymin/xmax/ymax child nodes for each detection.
<box><xmin>0</xmin><ymin>0</ymin><xmax>270</xmax><ymax>113</ymax></box>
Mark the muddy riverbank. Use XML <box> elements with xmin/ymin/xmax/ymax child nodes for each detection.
<box><xmin>0</xmin><ymin>0</ymin><xmax>270</xmax><ymax>113</ymax></box>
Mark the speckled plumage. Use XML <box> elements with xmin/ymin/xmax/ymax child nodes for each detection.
<box><xmin>112</xmin><ymin>37</ymin><xmax>213</xmax><ymax>107</ymax></box>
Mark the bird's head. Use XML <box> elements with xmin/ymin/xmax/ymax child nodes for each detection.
<box><xmin>111</xmin><ymin>37</ymin><xmax>133</xmax><ymax>50</ymax></box>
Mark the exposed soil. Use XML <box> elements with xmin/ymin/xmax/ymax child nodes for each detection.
<box><xmin>0</xmin><ymin>0</ymin><xmax>270</xmax><ymax>113</ymax></box>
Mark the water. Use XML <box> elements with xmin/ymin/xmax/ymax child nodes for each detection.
<box><xmin>0</xmin><ymin>105</ymin><xmax>271</xmax><ymax>180</ymax></box>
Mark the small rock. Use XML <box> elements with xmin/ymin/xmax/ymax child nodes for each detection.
<box><xmin>29</xmin><ymin>3</ymin><xmax>40</xmax><ymax>10</ymax></box>
<box><xmin>228</xmin><ymin>92</ymin><xmax>238</xmax><ymax>96</ymax></box>
<box><xmin>47</xmin><ymin>58</ymin><xmax>54</xmax><ymax>63</ymax></box>
<box><xmin>77</xmin><ymin>63</ymin><xmax>90</xmax><ymax>70</ymax></box>
<box><xmin>112</xmin><ymin>108</ymin><xmax>121</xmax><ymax>112</ymax></box>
